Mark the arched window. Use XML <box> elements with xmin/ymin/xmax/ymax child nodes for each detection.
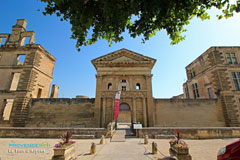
<box><xmin>121</xmin><ymin>79</ymin><xmax>126</xmax><ymax>83</ymax></box>
<box><xmin>108</xmin><ymin>83</ymin><xmax>112</xmax><ymax>90</ymax></box>
<box><xmin>120</xmin><ymin>103</ymin><xmax>130</xmax><ymax>111</ymax></box>
<box><xmin>136</xmin><ymin>83</ymin><xmax>141</xmax><ymax>90</ymax></box>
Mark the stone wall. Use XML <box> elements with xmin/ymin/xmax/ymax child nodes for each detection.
<box><xmin>138</xmin><ymin>127</ymin><xmax>240</xmax><ymax>139</ymax></box>
<box><xmin>154</xmin><ymin>99</ymin><xmax>225</xmax><ymax>127</ymax></box>
<box><xmin>0</xmin><ymin>127</ymin><xmax>106</xmax><ymax>138</ymax></box>
<box><xmin>25</xmin><ymin>98</ymin><xmax>96</xmax><ymax>128</ymax></box>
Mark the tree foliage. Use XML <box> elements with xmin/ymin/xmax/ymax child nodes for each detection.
<box><xmin>40</xmin><ymin>0</ymin><xmax>240</xmax><ymax>51</ymax></box>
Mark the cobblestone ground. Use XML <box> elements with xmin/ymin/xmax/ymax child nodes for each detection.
<box><xmin>0</xmin><ymin>138</ymin><xmax>238</xmax><ymax>160</ymax></box>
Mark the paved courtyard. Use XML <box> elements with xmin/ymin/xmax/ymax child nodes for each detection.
<box><xmin>0</xmin><ymin>137</ymin><xmax>238</xmax><ymax>160</ymax></box>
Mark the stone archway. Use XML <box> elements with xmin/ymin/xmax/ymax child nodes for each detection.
<box><xmin>118</xmin><ymin>103</ymin><xmax>131</xmax><ymax>123</ymax></box>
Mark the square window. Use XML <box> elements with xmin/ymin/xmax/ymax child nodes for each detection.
<box><xmin>232</xmin><ymin>72</ymin><xmax>240</xmax><ymax>91</ymax></box>
<box><xmin>17</xmin><ymin>54</ymin><xmax>26</xmax><ymax>65</ymax></box>
<box><xmin>226</xmin><ymin>53</ymin><xmax>238</xmax><ymax>64</ymax></box>
<box><xmin>122</xmin><ymin>86</ymin><xmax>126</xmax><ymax>91</ymax></box>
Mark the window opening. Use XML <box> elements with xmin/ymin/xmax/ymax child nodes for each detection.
<box><xmin>9</xmin><ymin>73</ymin><xmax>21</xmax><ymax>91</ymax></box>
<box><xmin>108</xmin><ymin>83</ymin><xmax>112</xmax><ymax>90</ymax></box>
<box><xmin>232</xmin><ymin>72</ymin><xmax>240</xmax><ymax>91</ymax></box>
<box><xmin>37</xmin><ymin>88</ymin><xmax>42</xmax><ymax>98</ymax></box>
<box><xmin>226</xmin><ymin>53</ymin><xmax>237</xmax><ymax>64</ymax></box>
<box><xmin>192</xmin><ymin>83</ymin><xmax>199</xmax><ymax>98</ymax></box>
<box><xmin>136</xmin><ymin>83</ymin><xmax>141</xmax><ymax>90</ymax></box>
<box><xmin>122</xmin><ymin>86</ymin><xmax>126</xmax><ymax>91</ymax></box>
<box><xmin>2</xmin><ymin>99</ymin><xmax>14</xmax><ymax>120</ymax></box>
<box><xmin>24</xmin><ymin>37</ymin><xmax>31</xmax><ymax>46</ymax></box>
<box><xmin>0</xmin><ymin>37</ymin><xmax>6</xmax><ymax>46</ymax></box>
<box><xmin>121</xmin><ymin>80</ymin><xmax>126</xmax><ymax>83</ymax></box>
<box><xmin>190</xmin><ymin>69</ymin><xmax>195</xmax><ymax>78</ymax></box>
<box><xmin>17</xmin><ymin>54</ymin><xmax>26</xmax><ymax>65</ymax></box>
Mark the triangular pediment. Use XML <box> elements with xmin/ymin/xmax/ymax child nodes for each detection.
<box><xmin>92</xmin><ymin>49</ymin><xmax>156</xmax><ymax>69</ymax></box>
<box><xmin>92</xmin><ymin>49</ymin><xmax>156</xmax><ymax>63</ymax></box>
<box><xmin>112</xmin><ymin>56</ymin><xmax>138</xmax><ymax>62</ymax></box>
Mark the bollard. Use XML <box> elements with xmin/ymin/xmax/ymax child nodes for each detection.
<box><xmin>100</xmin><ymin>135</ymin><xmax>105</xmax><ymax>144</ymax></box>
<box><xmin>152</xmin><ymin>142</ymin><xmax>159</xmax><ymax>154</ymax></box>
<box><xmin>90</xmin><ymin>142</ymin><xmax>96</xmax><ymax>154</ymax></box>
<box><xmin>144</xmin><ymin>135</ymin><xmax>148</xmax><ymax>144</ymax></box>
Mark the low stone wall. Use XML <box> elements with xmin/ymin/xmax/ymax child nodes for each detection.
<box><xmin>154</xmin><ymin>99</ymin><xmax>225</xmax><ymax>127</ymax></box>
<box><xmin>25</xmin><ymin>98</ymin><xmax>96</xmax><ymax>128</ymax></box>
<box><xmin>138</xmin><ymin>127</ymin><xmax>240</xmax><ymax>139</ymax></box>
<box><xmin>0</xmin><ymin>127</ymin><xmax>107</xmax><ymax>138</ymax></box>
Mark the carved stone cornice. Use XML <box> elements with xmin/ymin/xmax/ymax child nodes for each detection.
<box><xmin>95</xmin><ymin>74</ymin><xmax>103</xmax><ymax>80</ymax></box>
<box><xmin>144</xmin><ymin>74</ymin><xmax>153</xmax><ymax>79</ymax></box>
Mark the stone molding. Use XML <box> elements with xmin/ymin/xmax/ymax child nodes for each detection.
<box><xmin>101</xmin><ymin>91</ymin><xmax>147</xmax><ymax>98</ymax></box>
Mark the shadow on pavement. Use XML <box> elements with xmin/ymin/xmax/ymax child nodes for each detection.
<box><xmin>158</xmin><ymin>157</ymin><xmax>177</xmax><ymax>160</ymax></box>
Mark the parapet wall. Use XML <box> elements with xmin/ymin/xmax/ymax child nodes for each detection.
<box><xmin>0</xmin><ymin>127</ymin><xmax>106</xmax><ymax>138</ymax></box>
<box><xmin>138</xmin><ymin>127</ymin><xmax>240</xmax><ymax>139</ymax></box>
<box><xmin>154</xmin><ymin>99</ymin><xmax>225</xmax><ymax>127</ymax></box>
<box><xmin>25</xmin><ymin>98</ymin><xmax>96</xmax><ymax>128</ymax></box>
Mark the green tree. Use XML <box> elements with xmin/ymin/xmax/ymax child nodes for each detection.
<box><xmin>40</xmin><ymin>0</ymin><xmax>239</xmax><ymax>51</ymax></box>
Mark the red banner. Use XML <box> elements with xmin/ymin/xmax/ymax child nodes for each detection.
<box><xmin>113</xmin><ymin>91</ymin><xmax>121</xmax><ymax>120</ymax></box>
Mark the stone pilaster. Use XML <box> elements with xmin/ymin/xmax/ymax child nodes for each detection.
<box><xmin>101</xmin><ymin>97</ymin><xmax>106</xmax><ymax>127</ymax></box>
<box><xmin>132</xmin><ymin>97</ymin><xmax>136</xmax><ymax>123</ymax></box>
<box><xmin>145</xmin><ymin>74</ymin><xmax>155</xmax><ymax>127</ymax></box>
<box><xmin>94</xmin><ymin>75</ymin><xmax>102</xmax><ymax>127</ymax></box>
<box><xmin>142</xmin><ymin>97</ymin><xmax>147</xmax><ymax>127</ymax></box>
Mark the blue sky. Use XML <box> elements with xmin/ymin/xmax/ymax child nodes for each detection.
<box><xmin>0</xmin><ymin>0</ymin><xmax>240</xmax><ymax>98</ymax></box>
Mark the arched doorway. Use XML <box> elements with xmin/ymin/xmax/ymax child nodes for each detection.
<box><xmin>117</xmin><ymin>103</ymin><xmax>135</xmax><ymax>136</ymax></box>
<box><xmin>118</xmin><ymin>103</ymin><xmax>131</xmax><ymax>123</ymax></box>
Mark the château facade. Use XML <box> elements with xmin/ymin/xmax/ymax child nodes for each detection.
<box><xmin>0</xmin><ymin>19</ymin><xmax>239</xmax><ymax>128</ymax></box>
<box><xmin>183</xmin><ymin>47</ymin><xmax>240</xmax><ymax>126</ymax></box>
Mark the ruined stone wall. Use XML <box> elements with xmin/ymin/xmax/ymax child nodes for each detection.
<box><xmin>25</xmin><ymin>98</ymin><xmax>96</xmax><ymax>128</ymax></box>
<box><xmin>31</xmin><ymin>71</ymin><xmax>53</xmax><ymax>98</ymax></box>
<box><xmin>154</xmin><ymin>99</ymin><xmax>225</xmax><ymax>127</ymax></box>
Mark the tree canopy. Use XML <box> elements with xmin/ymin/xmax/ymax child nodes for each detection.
<box><xmin>40</xmin><ymin>0</ymin><xmax>240</xmax><ymax>51</ymax></box>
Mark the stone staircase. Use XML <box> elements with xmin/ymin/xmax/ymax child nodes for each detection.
<box><xmin>220</xmin><ymin>95</ymin><xmax>240</xmax><ymax>127</ymax></box>
<box><xmin>11</xmin><ymin>96</ymin><xmax>31</xmax><ymax>127</ymax></box>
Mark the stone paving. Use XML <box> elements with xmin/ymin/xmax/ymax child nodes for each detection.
<box><xmin>0</xmin><ymin>137</ymin><xmax>238</xmax><ymax>160</ymax></box>
<box><xmin>111</xmin><ymin>130</ymin><xmax>126</xmax><ymax>142</ymax></box>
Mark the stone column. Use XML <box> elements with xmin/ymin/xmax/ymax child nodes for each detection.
<box><xmin>101</xmin><ymin>97</ymin><xmax>106</xmax><ymax>127</ymax></box>
<box><xmin>142</xmin><ymin>97</ymin><xmax>147</xmax><ymax>127</ymax></box>
<box><xmin>132</xmin><ymin>97</ymin><xmax>137</xmax><ymax>123</ymax></box>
